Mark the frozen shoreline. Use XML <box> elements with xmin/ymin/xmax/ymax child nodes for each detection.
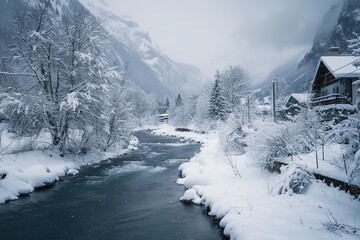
<box><xmin>151</xmin><ymin>124</ymin><xmax>360</xmax><ymax>240</ymax></box>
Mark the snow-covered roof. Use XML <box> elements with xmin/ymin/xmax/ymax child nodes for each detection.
<box><xmin>256</xmin><ymin>104</ymin><xmax>271</xmax><ymax>111</ymax></box>
<box><xmin>290</xmin><ymin>93</ymin><xmax>309</xmax><ymax>104</ymax></box>
<box><xmin>320</xmin><ymin>55</ymin><xmax>360</xmax><ymax>78</ymax></box>
<box><xmin>263</xmin><ymin>96</ymin><xmax>270</xmax><ymax>104</ymax></box>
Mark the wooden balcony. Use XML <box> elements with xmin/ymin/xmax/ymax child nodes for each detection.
<box><xmin>311</xmin><ymin>94</ymin><xmax>351</xmax><ymax>106</ymax></box>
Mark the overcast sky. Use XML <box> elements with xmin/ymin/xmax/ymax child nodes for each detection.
<box><xmin>102</xmin><ymin>0</ymin><xmax>339</xmax><ymax>83</ymax></box>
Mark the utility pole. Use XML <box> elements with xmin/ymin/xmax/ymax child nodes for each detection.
<box><xmin>272</xmin><ymin>81</ymin><xmax>276</xmax><ymax>123</ymax></box>
<box><xmin>247</xmin><ymin>96</ymin><xmax>251</xmax><ymax>123</ymax></box>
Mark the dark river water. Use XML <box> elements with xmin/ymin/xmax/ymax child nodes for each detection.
<box><xmin>0</xmin><ymin>130</ymin><xmax>226</xmax><ymax>240</ymax></box>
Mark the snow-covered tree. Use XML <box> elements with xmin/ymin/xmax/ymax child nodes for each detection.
<box><xmin>189</xmin><ymin>87</ymin><xmax>211</xmax><ymax>131</ymax></box>
<box><xmin>0</xmin><ymin>5</ymin><xmax>129</xmax><ymax>155</ymax></box>
<box><xmin>157</xmin><ymin>97</ymin><xmax>170</xmax><ymax>114</ymax></box>
<box><xmin>128</xmin><ymin>91</ymin><xmax>151</xmax><ymax>124</ymax></box>
<box><xmin>56</xmin><ymin>11</ymin><xmax>114</xmax><ymax>154</ymax></box>
<box><xmin>171</xmin><ymin>93</ymin><xmax>189</xmax><ymax>126</ymax></box>
<box><xmin>175</xmin><ymin>94</ymin><xmax>183</xmax><ymax>108</ymax></box>
<box><xmin>187</xmin><ymin>94</ymin><xmax>199</xmax><ymax>120</ymax></box>
<box><xmin>208</xmin><ymin>71</ymin><xmax>228</xmax><ymax>121</ymax></box>
<box><xmin>221</xmin><ymin>65</ymin><xmax>251</xmax><ymax>113</ymax></box>
<box><xmin>294</xmin><ymin>108</ymin><xmax>326</xmax><ymax>168</ymax></box>
<box><xmin>103</xmin><ymin>65</ymin><xmax>132</xmax><ymax>151</ymax></box>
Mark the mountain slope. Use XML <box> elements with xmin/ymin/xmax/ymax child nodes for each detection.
<box><xmin>79</xmin><ymin>0</ymin><xmax>202</xmax><ymax>97</ymax></box>
<box><xmin>0</xmin><ymin>0</ymin><xmax>204</xmax><ymax>98</ymax></box>
<box><xmin>259</xmin><ymin>0</ymin><xmax>359</xmax><ymax>95</ymax></box>
<box><xmin>256</xmin><ymin>51</ymin><xmax>309</xmax><ymax>96</ymax></box>
<box><xmin>175</xmin><ymin>62</ymin><xmax>209</xmax><ymax>95</ymax></box>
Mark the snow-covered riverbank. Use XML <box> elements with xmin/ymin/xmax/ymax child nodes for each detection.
<box><xmin>152</xmin><ymin>124</ymin><xmax>360</xmax><ymax>240</ymax></box>
<box><xmin>0</xmin><ymin>130</ymin><xmax>139</xmax><ymax>204</ymax></box>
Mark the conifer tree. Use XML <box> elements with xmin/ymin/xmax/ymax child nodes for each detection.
<box><xmin>175</xmin><ymin>94</ymin><xmax>183</xmax><ymax>108</ymax></box>
<box><xmin>165</xmin><ymin>98</ymin><xmax>170</xmax><ymax>112</ymax></box>
<box><xmin>208</xmin><ymin>71</ymin><xmax>228</xmax><ymax>121</ymax></box>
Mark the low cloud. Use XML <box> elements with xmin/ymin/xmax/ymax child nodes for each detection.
<box><xmin>104</xmin><ymin>0</ymin><xmax>339</xmax><ymax>82</ymax></box>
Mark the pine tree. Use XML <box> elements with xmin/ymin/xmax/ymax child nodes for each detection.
<box><xmin>165</xmin><ymin>98</ymin><xmax>170</xmax><ymax>112</ymax></box>
<box><xmin>208</xmin><ymin>71</ymin><xmax>228</xmax><ymax>121</ymax></box>
<box><xmin>175</xmin><ymin>94</ymin><xmax>183</xmax><ymax>108</ymax></box>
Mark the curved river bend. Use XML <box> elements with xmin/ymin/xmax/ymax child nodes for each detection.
<box><xmin>0</xmin><ymin>130</ymin><xmax>227</xmax><ymax>240</ymax></box>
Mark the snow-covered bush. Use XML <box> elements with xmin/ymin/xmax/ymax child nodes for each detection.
<box><xmin>247</xmin><ymin>120</ymin><xmax>308</xmax><ymax>168</ymax></box>
<box><xmin>272</xmin><ymin>163</ymin><xmax>314</xmax><ymax>195</ymax></box>
<box><xmin>220</xmin><ymin>114</ymin><xmax>247</xmax><ymax>154</ymax></box>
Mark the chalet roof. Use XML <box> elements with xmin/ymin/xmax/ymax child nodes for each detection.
<box><xmin>284</xmin><ymin>93</ymin><xmax>309</xmax><ymax>108</ymax></box>
<box><xmin>290</xmin><ymin>93</ymin><xmax>309</xmax><ymax>104</ymax></box>
<box><xmin>320</xmin><ymin>56</ymin><xmax>360</xmax><ymax>78</ymax></box>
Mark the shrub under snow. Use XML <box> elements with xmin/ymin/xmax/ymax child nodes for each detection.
<box><xmin>272</xmin><ymin>163</ymin><xmax>314</xmax><ymax>195</ymax></box>
<box><xmin>247</xmin><ymin>120</ymin><xmax>309</xmax><ymax>168</ymax></box>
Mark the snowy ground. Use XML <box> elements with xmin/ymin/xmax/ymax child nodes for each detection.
<box><xmin>0</xmin><ymin>129</ymin><xmax>138</xmax><ymax>204</ymax></box>
<box><xmin>152</xmin><ymin>124</ymin><xmax>360</xmax><ymax>240</ymax></box>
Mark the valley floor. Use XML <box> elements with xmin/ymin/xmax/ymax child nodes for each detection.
<box><xmin>1</xmin><ymin>123</ymin><xmax>359</xmax><ymax>239</ymax></box>
<box><xmin>152</xmin><ymin>124</ymin><xmax>360</xmax><ymax>240</ymax></box>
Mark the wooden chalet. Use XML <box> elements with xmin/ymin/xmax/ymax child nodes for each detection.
<box><xmin>277</xmin><ymin>93</ymin><xmax>309</xmax><ymax>120</ymax></box>
<box><xmin>284</xmin><ymin>93</ymin><xmax>309</xmax><ymax>108</ymax></box>
<box><xmin>311</xmin><ymin>55</ymin><xmax>360</xmax><ymax>106</ymax></box>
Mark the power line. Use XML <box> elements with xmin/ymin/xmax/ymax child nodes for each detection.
<box><xmin>336</xmin><ymin>66</ymin><xmax>360</xmax><ymax>79</ymax></box>
<box><xmin>314</xmin><ymin>56</ymin><xmax>360</xmax><ymax>83</ymax></box>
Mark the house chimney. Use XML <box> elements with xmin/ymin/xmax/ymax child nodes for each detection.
<box><xmin>329</xmin><ymin>47</ymin><xmax>340</xmax><ymax>56</ymax></box>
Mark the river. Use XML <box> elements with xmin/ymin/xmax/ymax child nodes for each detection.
<box><xmin>0</xmin><ymin>130</ymin><xmax>226</xmax><ymax>240</ymax></box>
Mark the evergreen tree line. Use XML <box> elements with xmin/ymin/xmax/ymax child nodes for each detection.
<box><xmin>166</xmin><ymin>65</ymin><xmax>252</xmax><ymax>128</ymax></box>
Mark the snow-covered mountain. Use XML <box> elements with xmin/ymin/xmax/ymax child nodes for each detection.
<box><xmin>0</xmin><ymin>0</ymin><xmax>204</xmax><ymax>97</ymax></box>
<box><xmin>258</xmin><ymin>0</ymin><xmax>360</xmax><ymax>95</ymax></box>
<box><xmin>175</xmin><ymin>62</ymin><xmax>209</xmax><ymax>95</ymax></box>
<box><xmin>79</xmin><ymin>0</ymin><xmax>204</xmax><ymax>97</ymax></box>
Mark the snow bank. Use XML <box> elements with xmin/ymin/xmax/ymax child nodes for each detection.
<box><xmin>154</xmin><ymin>124</ymin><xmax>360</xmax><ymax>240</ymax></box>
<box><xmin>0</xmin><ymin>130</ymin><xmax>137</xmax><ymax>204</ymax></box>
<box><xmin>0</xmin><ymin>150</ymin><xmax>79</xmax><ymax>203</ymax></box>
<box><xmin>151</xmin><ymin>124</ymin><xmax>207</xmax><ymax>143</ymax></box>
<box><xmin>179</xmin><ymin>188</ymin><xmax>201</xmax><ymax>204</ymax></box>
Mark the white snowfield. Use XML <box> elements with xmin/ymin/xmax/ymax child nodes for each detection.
<box><xmin>152</xmin><ymin>125</ymin><xmax>360</xmax><ymax>240</ymax></box>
